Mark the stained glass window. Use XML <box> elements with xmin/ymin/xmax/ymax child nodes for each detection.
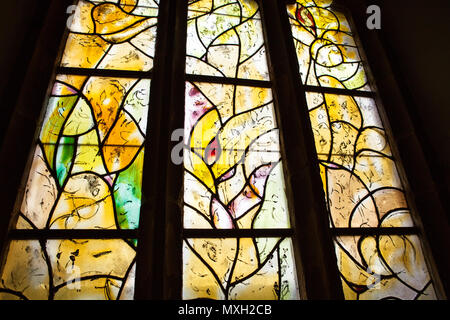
<box><xmin>287</xmin><ymin>0</ymin><xmax>437</xmax><ymax>300</ymax></box>
<box><xmin>182</xmin><ymin>0</ymin><xmax>300</xmax><ymax>300</ymax></box>
<box><xmin>0</xmin><ymin>0</ymin><xmax>159</xmax><ymax>300</ymax></box>
<box><xmin>0</xmin><ymin>0</ymin><xmax>442</xmax><ymax>302</ymax></box>
<box><xmin>186</xmin><ymin>0</ymin><xmax>269</xmax><ymax>80</ymax></box>
<box><xmin>287</xmin><ymin>0</ymin><xmax>369</xmax><ymax>91</ymax></box>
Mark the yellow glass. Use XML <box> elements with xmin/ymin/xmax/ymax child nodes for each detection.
<box><xmin>18</xmin><ymin>76</ymin><xmax>149</xmax><ymax>230</ymax></box>
<box><xmin>0</xmin><ymin>239</ymin><xmax>136</xmax><ymax>300</ymax></box>
<box><xmin>186</xmin><ymin>0</ymin><xmax>269</xmax><ymax>80</ymax></box>
<box><xmin>294</xmin><ymin>0</ymin><xmax>438</xmax><ymax>300</ymax></box>
<box><xmin>183</xmin><ymin>238</ymin><xmax>299</xmax><ymax>300</ymax></box>
<box><xmin>287</xmin><ymin>0</ymin><xmax>370</xmax><ymax>90</ymax></box>
<box><xmin>62</xmin><ymin>0</ymin><xmax>159</xmax><ymax>71</ymax></box>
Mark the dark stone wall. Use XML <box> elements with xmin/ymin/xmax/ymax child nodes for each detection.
<box><xmin>375</xmin><ymin>0</ymin><xmax>450</xmax><ymax>217</ymax></box>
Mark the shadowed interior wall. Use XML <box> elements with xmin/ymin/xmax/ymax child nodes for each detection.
<box><xmin>374</xmin><ymin>0</ymin><xmax>449</xmax><ymax>217</ymax></box>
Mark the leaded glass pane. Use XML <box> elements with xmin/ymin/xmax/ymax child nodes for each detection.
<box><xmin>18</xmin><ymin>76</ymin><xmax>149</xmax><ymax>230</ymax></box>
<box><xmin>334</xmin><ymin>235</ymin><xmax>436</xmax><ymax>300</ymax></box>
<box><xmin>287</xmin><ymin>0</ymin><xmax>370</xmax><ymax>91</ymax></box>
<box><xmin>305</xmin><ymin>92</ymin><xmax>414</xmax><ymax>228</ymax></box>
<box><xmin>288</xmin><ymin>0</ymin><xmax>437</xmax><ymax>300</ymax></box>
<box><xmin>62</xmin><ymin>0</ymin><xmax>160</xmax><ymax>71</ymax></box>
<box><xmin>186</xmin><ymin>0</ymin><xmax>269</xmax><ymax>80</ymax></box>
<box><xmin>183</xmin><ymin>82</ymin><xmax>290</xmax><ymax>230</ymax></box>
<box><xmin>0</xmin><ymin>0</ymin><xmax>159</xmax><ymax>301</ymax></box>
<box><xmin>183</xmin><ymin>0</ymin><xmax>300</xmax><ymax>301</ymax></box>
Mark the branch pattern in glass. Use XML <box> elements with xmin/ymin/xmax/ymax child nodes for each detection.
<box><xmin>335</xmin><ymin>235</ymin><xmax>435</xmax><ymax>300</ymax></box>
<box><xmin>183</xmin><ymin>237</ymin><xmax>299</xmax><ymax>300</ymax></box>
<box><xmin>306</xmin><ymin>93</ymin><xmax>415</xmax><ymax>228</ymax></box>
<box><xmin>184</xmin><ymin>82</ymin><xmax>289</xmax><ymax>230</ymax></box>
<box><xmin>182</xmin><ymin>81</ymin><xmax>299</xmax><ymax>299</ymax></box>
<box><xmin>288</xmin><ymin>0</ymin><xmax>437</xmax><ymax>300</ymax></box>
<box><xmin>18</xmin><ymin>75</ymin><xmax>149</xmax><ymax>230</ymax></box>
<box><xmin>308</xmin><ymin>93</ymin><xmax>436</xmax><ymax>299</ymax></box>
<box><xmin>287</xmin><ymin>0</ymin><xmax>370</xmax><ymax>90</ymax></box>
<box><xmin>0</xmin><ymin>1</ymin><xmax>158</xmax><ymax>300</ymax></box>
<box><xmin>186</xmin><ymin>0</ymin><xmax>269</xmax><ymax>80</ymax></box>
<box><xmin>0</xmin><ymin>239</ymin><xmax>136</xmax><ymax>300</ymax></box>
<box><xmin>62</xmin><ymin>0</ymin><xmax>159</xmax><ymax>71</ymax></box>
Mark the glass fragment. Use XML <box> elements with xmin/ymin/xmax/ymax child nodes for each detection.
<box><xmin>182</xmin><ymin>237</ymin><xmax>299</xmax><ymax>300</ymax></box>
<box><xmin>186</xmin><ymin>0</ymin><xmax>269</xmax><ymax>80</ymax></box>
<box><xmin>0</xmin><ymin>239</ymin><xmax>136</xmax><ymax>300</ymax></box>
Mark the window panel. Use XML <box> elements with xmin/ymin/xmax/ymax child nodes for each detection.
<box><xmin>62</xmin><ymin>0</ymin><xmax>160</xmax><ymax>71</ymax></box>
<box><xmin>0</xmin><ymin>239</ymin><xmax>136</xmax><ymax>300</ymax></box>
<box><xmin>183</xmin><ymin>82</ymin><xmax>290</xmax><ymax>230</ymax></box>
<box><xmin>183</xmin><ymin>0</ymin><xmax>300</xmax><ymax>301</ymax></box>
<box><xmin>17</xmin><ymin>76</ymin><xmax>149</xmax><ymax>230</ymax></box>
<box><xmin>0</xmin><ymin>0</ymin><xmax>158</xmax><ymax>298</ymax></box>
<box><xmin>305</xmin><ymin>92</ymin><xmax>414</xmax><ymax>228</ymax></box>
<box><xmin>186</xmin><ymin>0</ymin><xmax>269</xmax><ymax>80</ymax></box>
<box><xmin>287</xmin><ymin>0</ymin><xmax>437</xmax><ymax>300</ymax></box>
<box><xmin>334</xmin><ymin>235</ymin><xmax>436</xmax><ymax>300</ymax></box>
<box><xmin>1</xmin><ymin>0</ymin><xmax>155</xmax><ymax>301</ymax></box>
<box><xmin>287</xmin><ymin>0</ymin><xmax>370</xmax><ymax>91</ymax></box>
<box><xmin>182</xmin><ymin>237</ymin><xmax>299</xmax><ymax>300</ymax></box>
